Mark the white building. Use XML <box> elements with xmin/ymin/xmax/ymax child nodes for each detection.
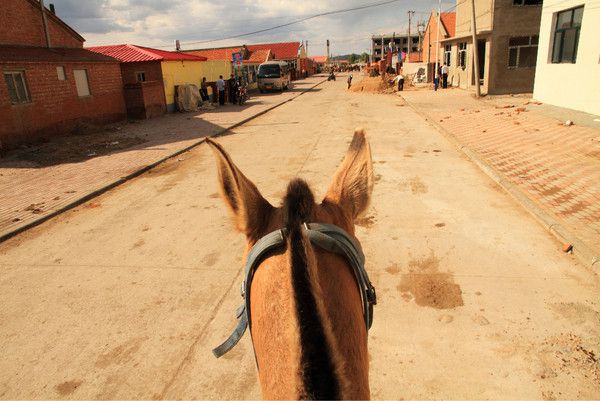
<box><xmin>533</xmin><ymin>1</ymin><xmax>600</xmax><ymax>115</ymax></box>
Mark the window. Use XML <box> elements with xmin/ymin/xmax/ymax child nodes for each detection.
<box><xmin>552</xmin><ymin>6</ymin><xmax>583</xmax><ymax>63</ymax></box>
<box><xmin>444</xmin><ymin>45</ymin><xmax>452</xmax><ymax>66</ymax></box>
<box><xmin>56</xmin><ymin>66</ymin><xmax>66</xmax><ymax>81</ymax></box>
<box><xmin>136</xmin><ymin>72</ymin><xmax>146</xmax><ymax>82</ymax></box>
<box><xmin>508</xmin><ymin>35</ymin><xmax>538</xmax><ymax>68</ymax></box>
<box><xmin>73</xmin><ymin>69</ymin><xmax>90</xmax><ymax>97</ymax></box>
<box><xmin>458</xmin><ymin>42</ymin><xmax>467</xmax><ymax>68</ymax></box>
<box><xmin>513</xmin><ymin>0</ymin><xmax>542</xmax><ymax>5</ymax></box>
<box><xmin>4</xmin><ymin>71</ymin><xmax>31</xmax><ymax>104</ymax></box>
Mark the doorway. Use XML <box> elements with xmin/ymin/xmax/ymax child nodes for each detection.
<box><xmin>474</xmin><ymin>39</ymin><xmax>486</xmax><ymax>86</ymax></box>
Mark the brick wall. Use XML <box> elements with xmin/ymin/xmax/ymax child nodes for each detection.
<box><xmin>119</xmin><ymin>61</ymin><xmax>163</xmax><ymax>85</ymax></box>
<box><xmin>0</xmin><ymin>0</ymin><xmax>83</xmax><ymax>48</ymax></box>
<box><xmin>0</xmin><ymin>61</ymin><xmax>126</xmax><ymax>147</ymax></box>
<box><xmin>123</xmin><ymin>81</ymin><xmax>166</xmax><ymax>119</ymax></box>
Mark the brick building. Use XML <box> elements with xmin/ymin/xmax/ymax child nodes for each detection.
<box><xmin>422</xmin><ymin>11</ymin><xmax>456</xmax><ymax>80</ymax></box>
<box><xmin>88</xmin><ymin>44</ymin><xmax>207</xmax><ymax>117</ymax></box>
<box><xmin>0</xmin><ymin>0</ymin><xmax>126</xmax><ymax>149</ymax></box>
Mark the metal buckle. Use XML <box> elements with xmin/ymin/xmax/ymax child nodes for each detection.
<box><xmin>367</xmin><ymin>284</ymin><xmax>377</xmax><ymax>305</ymax></box>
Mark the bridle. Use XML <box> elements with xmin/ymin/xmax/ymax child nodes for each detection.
<box><xmin>213</xmin><ymin>222</ymin><xmax>377</xmax><ymax>358</ymax></box>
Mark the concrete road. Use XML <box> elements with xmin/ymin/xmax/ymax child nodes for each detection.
<box><xmin>1</xmin><ymin>76</ymin><xmax>598</xmax><ymax>400</ymax></box>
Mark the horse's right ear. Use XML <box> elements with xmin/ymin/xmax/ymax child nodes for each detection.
<box><xmin>205</xmin><ymin>138</ymin><xmax>274</xmax><ymax>241</ymax></box>
<box><xmin>323</xmin><ymin>128</ymin><xmax>374</xmax><ymax>221</ymax></box>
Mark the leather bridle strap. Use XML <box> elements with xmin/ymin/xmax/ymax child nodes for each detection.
<box><xmin>212</xmin><ymin>223</ymin><xmax>377</xmax><ymax>358</ymax></box>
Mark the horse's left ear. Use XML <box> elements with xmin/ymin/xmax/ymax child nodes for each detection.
<box><xmin>206</xmin><ymin>138</ymin><xmax>274</xmax><ymax>240</ymax></box>
<box><xmin>324</xmin><ymin>128</ymin><xmax>374</xmax><ymax>220</ymax></box>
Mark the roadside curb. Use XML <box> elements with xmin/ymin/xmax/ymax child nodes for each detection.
<box><xmin>0</xmin><ymin>78</ymin><xmax>327</xmax><ymax>244</ymax></box>
<box><xmin>404</xmin><ymin>96</ymin><xmax>600</xmax><ymax>269</ymax></box>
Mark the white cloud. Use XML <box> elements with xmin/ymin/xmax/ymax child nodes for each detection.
<box><xmin>51</xmin><ymin>0</ymin><xmax>456</xmax><ymax>55</ymax></box>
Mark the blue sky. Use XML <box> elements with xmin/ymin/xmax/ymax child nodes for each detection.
<box><xmin>50</xmin><ymin>0</ymin><xmax>454</xmax><ymax>55</ymax></box>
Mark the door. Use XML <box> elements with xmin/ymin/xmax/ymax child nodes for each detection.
<box><xmin>476</xmin><ymin>39</ymin><xmax>486</xmax><ymax>85</ymax></box>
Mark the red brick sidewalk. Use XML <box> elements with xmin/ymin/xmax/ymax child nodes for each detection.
<box><xmin>0</xmin><ymin>76</ymin><xmax>326</xmax><ymax>241</ymax></box>
<box><xmin>401</xmin><ymin>89</ymin><xmax>600</xmax><ymax>265</ymax></box>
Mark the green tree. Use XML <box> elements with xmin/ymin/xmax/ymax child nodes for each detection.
<box><xmin>348</xmin><ymin>54</ymin><xmax>357</xmax><ymax>64</ymax></box>
<box><xmin>360</xmin><ymin>52</ymin><xmax>370</xmax><ymax>63</ymax></box>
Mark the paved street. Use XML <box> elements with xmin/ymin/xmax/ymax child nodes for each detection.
<box><xmin>401</xmin><ymin>88</ymin><xmax>600</xmax><ymax>264</ymax></box>
<box><xmin>0</xmin><ymin>75</ymin><xmax>325</xmax><ymax>241</ymax></box>
<box><xmin>1</xmin><ymin>76</ymin><xmax>599</xmax><ymax>399</ymax></box>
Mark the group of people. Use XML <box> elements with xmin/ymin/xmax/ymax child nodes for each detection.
<box><xmin>434</xmin><ymin>63</ymin><xmax>449</xmax><ymax>90</ymax></box>
<box><xmin>205</xmin><ymin>74</ymin><xmax>244</xmax><ymax>106</ymax></box>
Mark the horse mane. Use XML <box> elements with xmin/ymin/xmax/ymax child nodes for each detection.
<box><xmin>282</xmin><ymin>179</ymin><xmax>341</xmax><ymax>399</ymax></box>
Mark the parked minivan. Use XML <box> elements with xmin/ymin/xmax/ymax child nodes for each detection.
<box><xmin>257</xmin><ymin>61</ymin><xmax>291</xmax><ymax>92</ymax></box>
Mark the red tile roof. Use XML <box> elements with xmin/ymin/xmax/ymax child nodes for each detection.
<box><xmin>0</xmin><ymin>46</ymin><xmax>119</xmax><ymax>62</ymax></box>
<box><xmin>247</xmin><ymin>42</ymin><xmax>299</xmax><ymax>60</ymax></box>
<box><xmin>310</xmin><ymin>56</ymin><xmax>328</xmax><ymax>63</ymax></box>
<box><xmin>440</xmin><ymin>12</ymin><xmax>456</xmax><ymax>37</ymax></box>
<box><xmin>185</xmin><ymin>47</ymin><xmax>241</xmax><ymax>61</ymax></box>
<box><xmin>86</xmin><ymin>44</ymin><xmax>206</xmax><ymax>63</ymax></box>
<box><xmin>246</xmin><ymin>49</ymin><xmax>270</xmax><ymax>64</ymax></box>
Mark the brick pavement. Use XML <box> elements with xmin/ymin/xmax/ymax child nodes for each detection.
<box><xmin>0</xmin><ymin>76</ymin><xmax>325</xmax><ymax>241</ymax></box>
<box><xmin>401</xmin><ymin>89</ymin><xmax>600</xmax><ymax>263</ymax></box>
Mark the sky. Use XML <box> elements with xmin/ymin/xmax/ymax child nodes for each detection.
<box><xmin>49</xmin><ymin>0</ymin><xmax>455</xmax><ymax>56</ymax></box>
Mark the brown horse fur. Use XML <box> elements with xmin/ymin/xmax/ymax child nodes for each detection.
<box><xmin>206</xmin><ymin>128</ymin><xmax>374</xmax><ymax>400</ymax></box>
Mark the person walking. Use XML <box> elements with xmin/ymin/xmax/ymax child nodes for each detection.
<box><xmin>347</xmin><ymin>73</ymin><xmax>353</xmax><ymax>89</ymax></box>
<box><xmin>228</xmin><ymin>74</ymin><xmax>237</xmax><ymax>104</ymax></box>
<box><xmin>200</xmin><ymin>77</ymin><xmax>209</xmax><ymax>102</ymax></box>
<box><xmin>441</xmin><ymin>63</ymin><xmax>449</xmax><ymax>89</ymax></box>
<box><xmin>216</xmin><ymin>75</ymin><xmax>225</xmax><ymax>106</ymax></box>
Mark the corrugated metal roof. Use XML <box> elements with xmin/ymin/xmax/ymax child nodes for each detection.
<box><xmin>86</xmin><ymin>44</ymin><xmax>207</xmax><ymax>63</ymax></box>
<box><xmin>0</xmin><ymin>46</ymin><xmax>119</xmax><ymax>62</ymax></box>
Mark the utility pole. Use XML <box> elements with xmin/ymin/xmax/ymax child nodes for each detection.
<box><xmin>407</xmin><ymin>10</ymin><xmax>415</xmax><ymax>61</ymax></box>
<box><xmin>326</xmin><ymin>39</ymin><xmax>330</xmax><ymax>70</ymax></box>
<box><xmin>470</xmin><ymin>0</ymin><xmax>481</xmax><ymax>97</ymax></box>
<box><xmin>434</xmin><ymin>1</ymin><xmax>441</xmax><ymax>90</ymax></box>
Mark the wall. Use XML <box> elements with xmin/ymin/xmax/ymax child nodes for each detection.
<box><xmin>196</xmin><ymin>60</ymin><xmax>232</xmax><ymax>83</ymax></box>
<box><xmin>533</xmin><ymin>0</ymin><xmax>600</xmax><ymax>115</ymax></box>
<box><xmin>161</xmin><ymin>60</ymin><xmax>208</xmax><ymax>111</ymax></box>
<box><xmin>0</xmin><ymin>61</ymin><xmax>126</xmax><ymax>147</ymax></box>
<box><xmin>455</xmin><ymin>0</ymin><xmax>493</xmax><ymax>37</ymax></box>
<box><xmin>120</xmin><ymin>61</ymin><xmax>163</xmax><ymax>85</ymax></box>
<box><xmin>488</xmin><ymin>0</ymin><xmax>542</xmax><ymax>94</ymax></box>
<box><xmin>0</xmin><ymin>0</ymin><xmax>83</xmax><ymax>48</ymax></box>
<box><xmin>123</xmin><ymin>81</ymin><xmax>166</xmax><ymax>119</ymax></box>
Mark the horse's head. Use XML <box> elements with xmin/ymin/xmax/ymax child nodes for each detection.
<box><xmin>207</xmin><ymin>128</ymin><xmax>374</xmax><ymax>399</ymax></box>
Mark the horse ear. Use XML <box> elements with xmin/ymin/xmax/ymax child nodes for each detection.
<box><xmin>323</xmin><ymin>128</ymin><xmax>374</xmax><ymax>220</ymax></box>
<box><xmin>206</xmin><ymin>138</ymin><xmax>274</xmax><ymax>240</ymax></box>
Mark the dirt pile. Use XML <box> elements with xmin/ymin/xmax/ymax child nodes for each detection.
<box><xmin>349</xmin><ymin>76</ymin><xmax>393</xmax><ymax>93</ymax></box>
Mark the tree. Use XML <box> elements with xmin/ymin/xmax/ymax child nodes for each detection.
<box><xmin>348</xmin><ymin>54</ymin><xmax>357</xmax><ymax>64</ymax></box>
<box><xmin>360</xmin><ymin>52</ymin><xmax>370</xmax><ymax>63</ymax></box>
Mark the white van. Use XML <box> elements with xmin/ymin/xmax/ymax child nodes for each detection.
<box><xmin>257</xmin><ymin>61</ymin><xmax>291</xmax><ymax>92</ymax></box>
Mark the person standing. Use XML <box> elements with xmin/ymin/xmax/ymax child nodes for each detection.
<box><xmin>347</xmin><ymin>73</ymin><xmax>353</xmax><ymax>89</ymax></box>
<box><xmin>441</xmin><ymin>63</ymin><xmax>449</xmax><ymax>89</ymax></box>
<box><xmin>228</xmin><ymin>74</ymin><xmax>237</xmax><ymax>104</ymax></box>
<box><xmin>216</xmin><ymin>75</ymin><xmax>225</xmax><ymax>106</ymax></box>
<box><xmin>200</xmin><ymin>77</ymin><xmax>209</xmax><ymax>102</ymax></box>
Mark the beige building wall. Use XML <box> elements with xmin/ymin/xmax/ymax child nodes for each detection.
<box><xmin>455</xmin><ymin>0</ymin><xmax>493</xmax><ymax>37</ymax></box>
<box><xmin>445</xmin><ymin>0</ymin><xmax>542</xmax><ymax>95</ymax></box>
<box><xmin>488</xmin><ymin>0</ymin><xmax>542</xmax><ymax>94</ymax></box>
<box><xmin>533</xmin><ymin>1</ymin><xmax>600</xmax><ymax>115</ymax></box>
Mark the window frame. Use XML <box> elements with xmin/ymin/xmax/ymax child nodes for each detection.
<box><xmin>73</xmin><ymin>69</ymin><xmax>91</xmax><ymax>97</ymax></box>
<box><xmin>507</xmin><ymin>35</ymin><xmax>539</xmax><ymax>68</ymax></box>
<box><xmin>513</xmin><ymin>0</ymin><xmax>543</xmax><ymax>6</ymax></box>
<box><xmin>444</xmin><ymin>44</ymin><xmax>452</xmax><ymax>67</ymax></box>
<box><xmin>56</xmin><ymin>66</ymin><xmax>66</xmax><ymax>81</ymax></box>
<box><xmin>4</xmin><ymin>70</ymin><xmax>31</xmax><ymax>104</ymax></box>
<box><xmin>458</xmin><ymin>42</ymin><xmax>467</xmax><ymax>69</ymax></box>
<box><xmin>552</xmin><ymin>5</ymin><xmax>584</xmax><ymax>63</ymax></box>
<box><xmin>135</xmin><ymin>71</ymin><xmax>146</xmax><ymax>82</ymax></box>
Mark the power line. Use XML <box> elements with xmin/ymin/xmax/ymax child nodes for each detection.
<box><xmin>174</xmin><ymin>0</ymin><xmax>405</xmax><ymax>47</ymax></box>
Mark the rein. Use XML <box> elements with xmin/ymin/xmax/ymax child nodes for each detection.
<box><xmin>213</xmin><ymin>222</ymin><xmax>377</xmax><ymax>358</ymax></box>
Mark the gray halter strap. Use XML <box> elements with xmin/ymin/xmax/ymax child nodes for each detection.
<box><xmin>212</xmin><ymin>222</ymin><xmax>377</xmax><ymax>358</ymax></box>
